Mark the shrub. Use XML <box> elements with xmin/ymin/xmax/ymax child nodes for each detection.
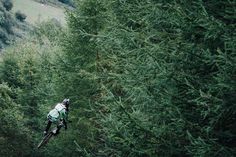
<box><xmin>0</xmin><ymin>2</ymin><xmax>15</xmax><ymax>49</ymax></box>
<box><xmin>15</xmin><ymin>11</ymin><xmax>26</xmax><ymax>22</ymax></box>
<box><xmin>2</xmin><ymin>0</ymin><xmax>13</xmax><ymax>11</ymax></box>
<box><xmin>58</xmin><ymin>0</ymin><xmax>74</xmax><ymax>6</ymax></box>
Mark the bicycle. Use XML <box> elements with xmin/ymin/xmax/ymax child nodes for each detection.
<box><xmin>37</xmin><ymin>120</ymin><xmax>64</xmax><ymax>149</ymax></box>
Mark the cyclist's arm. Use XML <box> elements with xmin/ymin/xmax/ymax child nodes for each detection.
<box><xmin>61</xmin><ymin>109</ymin><xmax>68</xmax><ymax>129</ymax></box>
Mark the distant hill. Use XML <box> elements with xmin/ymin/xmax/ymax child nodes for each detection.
<box><xmin>34</xmin><ymin>0</ymin><xmax>75</xmax><ymax>8</ymax></box>
<box><xmin>12</xmin><ymin>0</ymin><xmax>66</xmax><ymax>26</ymax></box>
<box><xmin>0</xmin><ymin>0</ymin><xmax>68</xmax><ymax>50</ymax></box>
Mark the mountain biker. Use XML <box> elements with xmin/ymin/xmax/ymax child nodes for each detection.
<box><xmin>43</xmin><ymin>98</ymin><xmax>70</xmax><ymax>136</ymax></box>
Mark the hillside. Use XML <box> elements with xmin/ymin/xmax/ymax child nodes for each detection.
<box><xmin>12</xmin><ymin>0</ymin><xmax>66</xmax><ymax>25</ymax></box>
<box><xmin>0</xmin><ymin>0</ymin><xmax>67</xmax><ymax>50</ymax></box>
<box><xmin>0</xmin><ymin>0</ymin><xmax>16</xmax><ymax>49</ymax></box>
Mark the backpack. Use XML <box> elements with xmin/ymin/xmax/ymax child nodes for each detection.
<box><xmin>47</xmin><ymin>103</ymin><xmax>66</xmax><ymax>122</ymax></box>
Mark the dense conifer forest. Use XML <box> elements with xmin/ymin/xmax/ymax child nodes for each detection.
<box><xmin>0</xmin><ymin>0</ymin><xmax>235</xmax><ymax>156</ymax></box>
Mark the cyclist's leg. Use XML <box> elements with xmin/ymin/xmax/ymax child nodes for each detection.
<box><xmin>45</xmin><ymin>120</ymin><xmax>52</xmax><ymax>133</ymax></box>
<box><xmin>54</xmin><ymin>124</ymin><xmax>63</xmax><ymax>135</ymax></box>
<box><xmin>63</xmin><ymin>119</ymin><xmax>67</xmax><ymax>130</ymax></box>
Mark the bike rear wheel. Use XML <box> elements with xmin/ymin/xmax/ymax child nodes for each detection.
<box><xmin>37</xmin><ymin>132</ymin><xmax>53</xmax><ymax>149</ymax></box>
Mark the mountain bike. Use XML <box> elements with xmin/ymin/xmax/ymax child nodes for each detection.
<box><xmin>37</xmin><ymin>120</ymin><xmax>64</xmax><ymax>149</ymax></box>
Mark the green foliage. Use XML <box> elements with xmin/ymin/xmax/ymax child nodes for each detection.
<box><xmin>0</xmin><ymin>21</ymin><xmax>64</xmax><ymax>156</ymax></box>
<box><xmin>0</xmin><ymin>0</ymin><xmax>15</xmax><ymax>48</ymax></box>
<box><xmin>39</xmin><ymin>0</ymin><xmax>234</xmax><ymax>156</ymax></box>
<box><xmin>50</xmin><ymin>0</ymin><xmax>108</xmax><ymax>155</ymax></box>
<box><xmin>0</xmin><ymin>83</ymin><xmax>32</xmax><ymax>157</ymax></box>
<box><xmin>33</xmin><ymin>19</ymin><xmax>63</xmax><ymax>44</ymax></box>
<box><xmin>73</xmin><ymin>0</ymin><xmax>235</xmax><ymax>156</ymax></box>
<box><xmin>2</xmin><ymin>0</ymin><xmax>13</xmax><ymax>11</ymax></box>
<box><xmin>1</xmin><ymin>44</ymin><xmax>39</xmax><ymax>133</ymax></box>
<box><xmin>55</xmin><ymin>1</ymin><xmax>235</xmax><ymax>156</ymax></box>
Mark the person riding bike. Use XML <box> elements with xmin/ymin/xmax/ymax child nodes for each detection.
<box><xmin>44</xmin><ymin>98</ymin><xmax>70</xmax><ymax>136</ymax></box>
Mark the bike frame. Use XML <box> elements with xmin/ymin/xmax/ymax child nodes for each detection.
<box><xmin>37</xmin><ymin>120</ymin><xmax>64</xmax><ymax>149</ymax></box>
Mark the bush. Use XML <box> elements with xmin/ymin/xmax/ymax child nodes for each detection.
<box><xmin>0</xmin><ymin>27</ymin><xmax>8</xmax><ymax>43</ymax></box>
<box><xmin>0</xmin><ymin>2</ymin><xmax>16</xmax><ymax>49</ymax></box>
<box><xmin>15</xmin><ymin>11</ymin><xmax>26</xmax><ymax>22</ymax></box>
<box><xmin>2</xmin><ymin>0</ymin><xmax>13</xmax><ymax>11</ymax></box>
<box><xmin>33</xmin><ymin>19</ymin><xmax>62</xmax><ymax>43</ymax></box>
<box><xmin>58</xmin><ymin>0</ymin><xmax>74</xmax><ymax>6</ymax></box>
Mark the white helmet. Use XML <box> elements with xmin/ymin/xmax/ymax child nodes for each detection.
<box><xmin>62</xmin><ymin>98</ymin><xmax>70</xmax><ymax>107</ymax></box>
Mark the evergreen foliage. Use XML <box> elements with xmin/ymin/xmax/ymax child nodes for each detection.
<box><xmin>62</xmin><ymin>0</ymin><xmax>235</xmax><ymax>156</ymax></box>
<box><xmin>0</xmin><ymin>83</ymin><xmax>32</xmax><ymax>157</ymax></box>
<box><xmin>54</xmin><ymin>0</ymin><xmax>108</xmax><ymax>155</ymax></box>
<box><xmin>0</xmin><ymin>21</ymin><xmax>63</xmax><ymax>157</ymax></box>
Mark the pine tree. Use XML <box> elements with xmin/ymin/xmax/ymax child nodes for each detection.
<box><xmin>0</xmin><ymin>83</ymin><xmax>32</xmax><ymax>157</ymax></box>
<box><xmin>91</xmin><ymin>0</ymin><xmax>236</xmax><ymax>156</ymax></box>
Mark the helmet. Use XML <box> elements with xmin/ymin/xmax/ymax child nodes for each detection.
<box><xmin>62</xmin><ymin>98</ymin><xmax>70</xmax><ymax>107</ymax></box>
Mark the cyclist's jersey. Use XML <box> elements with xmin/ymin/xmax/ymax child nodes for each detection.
<box><xmin>47</xmin><ymin>103</ymin><xmax>68</xmax><ymax>123</ymax></box>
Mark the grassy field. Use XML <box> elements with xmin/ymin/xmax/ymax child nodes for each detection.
<box><xmin>12</xmin><ymin>0</ymin><xmax>66</xmax><ymax>25</ymax></box>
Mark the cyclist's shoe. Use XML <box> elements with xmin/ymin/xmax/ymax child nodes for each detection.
<box><xmin>43</xmin><ymin>131</ymin><xmax>47</xmax><ymax>136</ymax></box>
